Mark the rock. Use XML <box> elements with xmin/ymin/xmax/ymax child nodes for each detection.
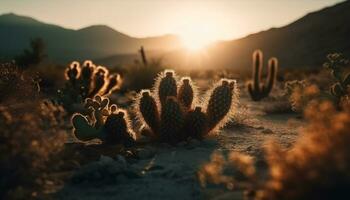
<box><xmin>71</xmin><ymin>155</ymin><xmax>135</xmax><ymax>184</ymax></box>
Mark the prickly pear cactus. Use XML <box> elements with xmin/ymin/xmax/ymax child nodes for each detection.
<box><xmin>58</xmin><ymin>60</ymin><xmax>121</xmax><ymax>113</ymax></box>
<box><xmin>135</xmin><ymin>69</ymin><xmax>239</xmax><ymax>144</ymax></box>
<box><xmin>71</xmin><ymin>96</ymin><xmax>134</xmax><ymax>146</ymax></box>
<box><xmin>247</xmin><ymin>50</ymin><xmax>278</xmax><ymax>101</ymax></box>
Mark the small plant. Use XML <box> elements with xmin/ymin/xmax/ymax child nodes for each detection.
<box><xmin>71</xmin><ymin>95</ymin><xmax>135</xmax><ymax>146</ymax></box>
<box><xmin>323</xmin><ymin>53</ymin><xmax>350</xmax><ymax>106</ymax></box>
<box><xmin>247</xmin><ymin>50</ymin><xmax>278</xmax><ymax>101</ymax></box>
<box><xmin>57</xmin><ymin>60</ymin><xmax>121</xmax><ymax>113</ymax></box>
<box><xmin>135</xmin><ymin>69</ymin><xmax>239</xmax><ymax>144</ymax></box>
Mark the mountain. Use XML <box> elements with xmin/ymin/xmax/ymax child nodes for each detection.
<box><xmin>205</xmin><ymin>0</ymin><xmax>350</xmax><ymax>69</ymax></box>
<box><xmin>96</xmin><ymin>1</ymin><xmax>350</xmax><ymax>69</ymax></box>
<box><xmin>0</xmin><ymin>13</ymin><xmax>182</xmax><ymax>62</ymax></box>
<box><xmin>1</xmin><ymin>0</ymin><xmax>349</xmax><ymax>68</ymax></box>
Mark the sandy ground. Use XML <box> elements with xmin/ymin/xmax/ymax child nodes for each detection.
<box><xmin>55</xmin><ymin>97</ymin><xmax>303</xmax><ymax>200</ymax></box>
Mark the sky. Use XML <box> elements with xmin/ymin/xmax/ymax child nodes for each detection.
<box><xmin>0</xmin><ymin>0</ymin><xmax>345</xmax><ymax>42</ymax></box>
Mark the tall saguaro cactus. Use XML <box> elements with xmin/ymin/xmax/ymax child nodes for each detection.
<box><xmin>135</xmin><ymin>69</ymin><xmax>239</xmax><ymax>144</ymax></box>
<box><xmin>247</xmin><ymin>50</ymin><xmax>278</xmax><ymax>101</ymax></box>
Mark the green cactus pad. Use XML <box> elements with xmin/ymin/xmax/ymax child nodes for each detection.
<box><xmin>72</xmin><ymin>114</ymin><xmax>103</xmax><ymax>141</ymax></box>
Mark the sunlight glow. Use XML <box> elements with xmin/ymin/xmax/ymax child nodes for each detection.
<box><xmin>179</xmin><ymin>24</ymin><xmax>216</xmax><ymax>51</ymax></box>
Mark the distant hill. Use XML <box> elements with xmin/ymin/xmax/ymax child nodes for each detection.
<box><xmin>97</xmin><ymin>1</ymin><xmax>350</xmax><ymax>69</ymax></box>
<box><xmin>1</xmin><ymin>0</ymin><xmax>349</xmax><ymax>68</ymax></box>
<box><xmin>0</xmin><ymin>13</ymin><xmax>182</xmax><ymax>62</ymax></box>
<box><xmin>205</xmin><ymin>0</ymin><xmax>350</xmax><ymax>69</ymax></box>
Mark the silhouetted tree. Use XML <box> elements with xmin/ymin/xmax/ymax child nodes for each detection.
<box><xmin>15</xmin><ymin>38</ymin><xmax>47</xmax><ymax>69</ymax></box>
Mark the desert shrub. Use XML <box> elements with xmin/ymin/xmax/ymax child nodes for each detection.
<box><xmin>122</xmin><ymin>59</ymin><xmax>164</xmax><ymax>92</ymax></box>
<box><xmin>199</xmin><ymin>101</ymin><xmax>350</xmax><ymax>200</ymax></box>
<box><xmin>284</xmin><ymin>53</ymin><xmax>350</xmax><ymax>113</ymax></box>
<box><xmin>0</xmin><ymin>65</ymin><xmax>66</xmax><ymax>199</ymax></box>
<box><xmin>285</xmin><ymin>80</ymin><xmax>322</xmax><ymax>113</ymax></box>
<box><xmin>57</xmin><ymin>60</ymin><xmax>122</xmax><ymax>113</ymax></box>
<box><xmin>0</xmin><ymin>62</ymin><xmax>40</xmax><ymax>104</ymax></box>
<box><xmin>134</xmin><ymin>69</ymin><xmax>239</xmax><ymax>144</ymax></box>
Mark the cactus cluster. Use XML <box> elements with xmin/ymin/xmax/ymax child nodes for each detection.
<box><xmin>323</xmin><ymin>53</ymin><xmax>350</xmax><ymax>104</ymax></box>
<box><xmin>71</xmin><ymin>95</ymin><xmax>135</xmax><ymax>146</ymax></box>
<box><xmin>57</xmin><ymin>60</ymin><xmax>121</xmax><ymax>113</ymax></box>
<box><xmin>247</xmin><ymin>50</ymin><xmax>278</xmax><ymax>101</ymax></box>
<box><xmin>135</xmin><ymin>69</ymin><xmax>239</xmax><ymax>144</ymax></box>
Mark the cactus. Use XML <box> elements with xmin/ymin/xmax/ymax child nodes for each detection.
<box><xmin>160</xmin><ymin>97</ymin><xmax>185</xmax><ymax>143</ymax></box>
<box><xmin>139</xmin><ymin>46</ymin><xmax>148</xmax><ymax>66</ymax></box>
<box><xmin>247</xmin><ymin>50</ymin><xmax>278</xmax><ymax>101</ymax></box>
<box><xmin>137</xmin><ymin>90</ymin><xmax>160</xmax><ymax>138</ymax></box>
<box><xmin>324</xmin><ymin>53</ymin><xmax>350</xmax><ymax>106</ymax></box>
<box><xmin>155</xmin><ymin>70</ymin><xmax>178</xmax><ymax>107</ymax></box>
<box><xmin>58</xmin><ymin>60</ymin><xmax>121</xmax><ymax>113</ymax></box>
<box><xmin>71</xmin><ymin>95</ymin><xmax>134</xmax><ymax>146</ymax></box>
<box><xmin>206</xmin><ymin>79</ymin><xmax>237</xmax><ymax>131</ymax></box>
<box><xmin>178</xmin><ymin>77</ymin><xmax>195</xmax><ymax>110</ymax></box>
<box><xmin>135</xmin><ymin>69</ymin><xmax>239</xmax><ymax>144</ymax></box>
<box><xmin>183</xmin><ymin>106</ymin><xmax>208</xmax><ymax>140</ymax></box>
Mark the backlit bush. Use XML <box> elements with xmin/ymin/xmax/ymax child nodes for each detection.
<box><xmin>199</xmin><ymin>101</ymin><xmax>350</xmax><ymax>200</ymax></box>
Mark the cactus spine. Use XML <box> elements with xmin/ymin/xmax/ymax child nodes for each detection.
<box><xmin>247</xmin><ymin>50</ymin><xmax>278</xmax><ymax>101</ymax></box>
<box><xmin>136</xmin><ymin>69</ymin><xmax>239</xmax><ymax>144</ymax></box>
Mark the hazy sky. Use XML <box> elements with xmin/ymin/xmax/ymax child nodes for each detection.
<box><xmin>0</xmin><ymin>0</ymin><xmax>344</xmax><ymax>41</ymax></box>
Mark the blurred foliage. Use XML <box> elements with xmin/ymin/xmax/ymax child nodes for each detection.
<box><xmin>0</xmin><ymin>64</ymin><xmax>66</xmax><ymax>199</ymax></box>
<box><xmin>199</xmin><ymin>101</ymin><xmax>350</xmax><ymax>200</ymax></box>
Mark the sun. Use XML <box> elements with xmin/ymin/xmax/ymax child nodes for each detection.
<box><xmin>179</xmin><ymin>25</ymin><xmax>215</xmax><ymax>51</ymax></box>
